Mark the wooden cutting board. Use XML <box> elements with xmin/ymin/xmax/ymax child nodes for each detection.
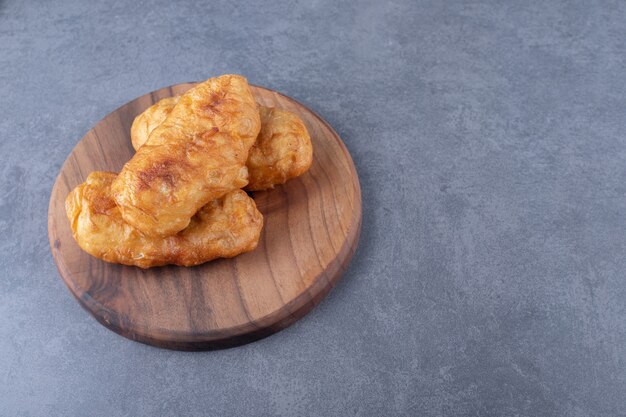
<box><xmin>48</xmin><ymin>83</ymin><xmax>361</xmax><ymax>350</ymax></box>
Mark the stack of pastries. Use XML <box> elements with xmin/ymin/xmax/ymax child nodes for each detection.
<box><xmin>66</xmin><ymin>75</ymin><xmax>312</xmax><ymax>268</ymax></box>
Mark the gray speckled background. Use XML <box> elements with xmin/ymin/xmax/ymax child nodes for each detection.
<box><xmin>1</xmin><ymin>0</ymin><xmax>625</xmax><ymax>415</ymax></box>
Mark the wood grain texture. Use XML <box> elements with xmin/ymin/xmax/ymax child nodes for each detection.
<box><xmin>47</xmin><ymin>83</ymin><xmax>362</xmax><ymax>350</ymax></box>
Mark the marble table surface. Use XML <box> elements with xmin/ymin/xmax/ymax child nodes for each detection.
<box><xmin>1</xmin><ymin>0</ymin><xmax>624</xmax><ymax>415</ymax></box>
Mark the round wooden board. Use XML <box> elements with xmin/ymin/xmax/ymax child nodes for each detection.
<box><xmin>48</xmin><ymin>83</ymin><xmax>362</xmax><ymax>350</ymax></box>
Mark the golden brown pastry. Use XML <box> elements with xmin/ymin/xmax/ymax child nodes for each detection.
<box><xmin>66</xmin><ymin>172</ymin><xmax>263</xmax><ymax>268</ymax></box>
<box><xmin>131</xmin><ymin>97</ymin><xmax>312</xmax><ymax>191</ymax></box>
<box><xmin>245</xmin><ymin>106</ymin><xmax>313</xmax><ymax>191</ymax></box>
<box><xmin>130</xmin><ymin>96</ymin><xmax>179</xmax><ymax>151</ymax></box>
<box><xmin>112</xmin><ymin>74</ymin><xmax>261</xmax><ymax>237</ymax></box>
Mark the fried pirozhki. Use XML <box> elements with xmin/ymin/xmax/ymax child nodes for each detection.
<box><xmin>131</xmin><ymin>97</ymin><xmax>312</xmax><ymax>191</ymax></box>
<box><xmin>66</xmin><ymin>172</ymin><xmax>263</xmax><ymax>269</ymax></box>
<box><xmin>130</xmin><ymin>96</ymin><xmax>179</xmax><ymax>151</ymax></box>
<box><xmin>245</xmin><ymin>106</ymin><xmax>312</xmax><ymax>191</ymax></box>
<box><xmin>112</xmin><ymin>74</ymin><xmax>261</xmax><ymax>237</ymax></box>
